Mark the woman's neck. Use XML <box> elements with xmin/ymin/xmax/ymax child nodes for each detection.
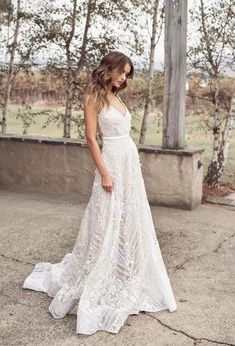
<box><xmin>108</xmin><ymin>89</ymin><xmax>117</xmax><ymax>96</ymax></box>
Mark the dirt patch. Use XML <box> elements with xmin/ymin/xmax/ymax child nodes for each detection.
<box><xmin>202</xmin><ymin>182</ymin><xmax>235</xmax><ymax>203</ymax></box>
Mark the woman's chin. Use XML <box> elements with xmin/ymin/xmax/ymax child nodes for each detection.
<box><xmin>112</xmin><ymin>82</ymin><xmax>122</xmax><ymax>88</ymax></box>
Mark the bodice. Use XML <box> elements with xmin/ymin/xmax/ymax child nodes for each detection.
<box><xmin>97</xmin><ymin>105</ymin><xmax>131</xmax><ymax>137</ymax></box>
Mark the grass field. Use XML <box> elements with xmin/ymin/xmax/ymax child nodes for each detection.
<box><xmin>4</xmin><ymin>104</ymin><xmax>235</xmax><ymax>188</ymax></box>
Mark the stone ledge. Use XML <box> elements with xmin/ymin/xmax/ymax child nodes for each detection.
<box><xmin>137</xmin><ymin>144</ymin><xmax>204</xmax><ymax>156</ymax></box>
<box><xmin>0</xmin><ymin>133</ymin><xmax>88</xmax><ymax>147</ymax></box>
<box><xmin>0</xmin><ymin>134</ymin><xmax>204</xmax><ymax>156</ymax></box>
<box><xmin>0</xmin><ymin>134</ymin><xmax>204</xmax><ymax>209</ymax></box>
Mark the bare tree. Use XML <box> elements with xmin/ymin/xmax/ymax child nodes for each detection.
<box><xmin>63</xmin><ymin>0</ymin><xmax>79</xmax><ymax>138</ymax></box>
<box><xmin>139</xmin><ymin>0</ymin><xmax>163</xmax><ymax>144</ymax></box>
<box><xmin>0</xmin><ymin>1</ymin><xmax>48</xmax><ymax>133</ymax></box>
<box><xmin>33</xmin><ymin>0</ymin><xmax>148</xmax><ymax>138</ymax></box>
<box><xmin>188</xmin><ymin>0</ymin><xmax>235</xmax><ymax>186</ymax></box>
<box><xmin>64</xmin><ymin>0</ymin><xmax>96</xmax><ymax>138</ymax></box>
<box><xmin>1</xmin><ymin>0</ymin><xmax>21</xmax><ymax>133</ymax></box>
<box><xmin>217</xmin><ymin>95</ymin><xmax>235</xmax><ymax>180</ymax></box>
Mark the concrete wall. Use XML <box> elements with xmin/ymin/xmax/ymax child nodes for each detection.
<box><xmin>0</xmin><ymin>134</ymin><xmax>204</xmax><ymax>209</ymax></box>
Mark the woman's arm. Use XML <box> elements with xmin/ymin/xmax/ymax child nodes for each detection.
<box><xmin>83</xmin><ymin>94</ymin><xmax>114</xmax><ymax>193</ymax></box>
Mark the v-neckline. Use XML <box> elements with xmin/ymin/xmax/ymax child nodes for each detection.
<box><xmin>110</xmin><ymin>94</ymin><xmax>127</xmax><ymax>118</ymax></box>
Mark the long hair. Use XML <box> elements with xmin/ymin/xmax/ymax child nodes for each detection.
<box><xmin>85</xmin><ymin>51</ymin><xmax>134</xmax><ymax>114</ymax></box>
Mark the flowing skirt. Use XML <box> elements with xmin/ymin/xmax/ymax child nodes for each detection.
<box><xmin>23</xmin><ymin>134</ymin><xmax>177</xmax><ymax>335</ymax></box>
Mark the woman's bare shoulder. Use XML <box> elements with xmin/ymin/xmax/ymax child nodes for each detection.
<box><xmin>84</xmin><ymin>93</ymin><xmax>97</xmax><ymax>108</ymax></box>
<box><xmin>83</xmin><ymin>93</ymin><xmax>99</xmax><ymax>119</ymax></box>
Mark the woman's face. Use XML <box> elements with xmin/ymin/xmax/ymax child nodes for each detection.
<box><xmin>111</xmin><ymin>63</ymin><xmax>131</xmax><ymax>88</ymax></box>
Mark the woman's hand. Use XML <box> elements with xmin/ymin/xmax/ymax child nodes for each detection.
<box><xmin>101</xmin><ymin>173</ymin><xmax>114</xmax><ymax>193</ymax></box>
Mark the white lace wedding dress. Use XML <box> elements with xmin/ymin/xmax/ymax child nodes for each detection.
<box><xmin>23</xmin><ymin>98</ymin><xmax>177</xmax><ymax>335</ymax></box>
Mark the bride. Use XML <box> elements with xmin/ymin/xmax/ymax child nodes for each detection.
<box><xmin>23</xmin><ymin>51</ymin><xmax>177</xmax><ymax>335</ymax></box>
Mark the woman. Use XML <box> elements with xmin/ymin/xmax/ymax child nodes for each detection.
<box><xmin>23</xmin><ymin>51</ymin><xmax>177</xmax><ymax>335</ymax></box>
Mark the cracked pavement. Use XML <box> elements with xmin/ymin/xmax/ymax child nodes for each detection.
<box><xmin>0</xmin><ymin>188</ymin><xmax>234</xmax><ymax>346</ymax></box>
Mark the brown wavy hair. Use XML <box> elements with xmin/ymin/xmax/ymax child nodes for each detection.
<box><xmin>85</xmin><ymin>51</ymin><xmax>134</xmax><ymax>114</ymax></box>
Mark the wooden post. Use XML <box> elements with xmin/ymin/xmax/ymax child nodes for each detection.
<box><xmin>162</xmin><ymin>0</ymin><xmax>188</xmax><ymax>149</ymax></box>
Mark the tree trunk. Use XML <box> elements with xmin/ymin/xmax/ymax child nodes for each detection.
<box><xmin>64</xmin><ymin>69</ymin><xmax>76</xmax><ymax>138</ymax></box>
<box><xmin>220</xmin><ymin>96</ymin><xmax>235</xmax><ymax>168</ymax></box>
<box><xmin>1</xmin><ymin>0</ymin><xmax>21</xmax><ymax>134</ymax></box>
<box><xmin>139</xmin><ymin>0</ymin><xmax>159</xmax><ymax>144</ymax></box>
<box><xmin>77</xmin><ymin>0</ymin><xmax>93</xmax><ymax>71</ymax></box>
<box><xmin>205</xmin><ymin>94</ymin><xmax>235</xmax><ymax>185</ymax></box>
<box><xmin>63</xmin><ymin>0</ymin><xmax>77</xmax><ymax>138</ymax></box>
<box><xmin>205</xmin><ymin>78</ymin><xmax>222</xmax><ymax>186</ymax></box>
<box><xmin>63</xmin><ymin>0</ymin><xmax>93</xmax><ymax>138</ymax></box>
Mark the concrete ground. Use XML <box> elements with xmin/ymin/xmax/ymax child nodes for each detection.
<box><xmin>0</xmin><ymin>187</ymin><xmax>234</xmax><ymax>346</ymax></box>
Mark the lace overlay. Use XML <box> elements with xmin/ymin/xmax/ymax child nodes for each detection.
<box><xmin>23</xmin><ymin>104</ymin><xmax>177</xmax><ymax>335</ymax></box>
